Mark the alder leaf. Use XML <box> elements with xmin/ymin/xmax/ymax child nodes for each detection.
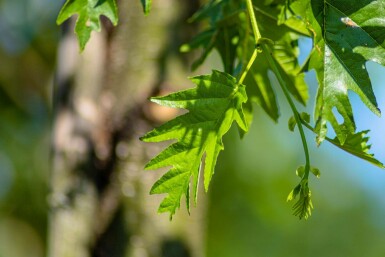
<box><xmin>296</xmin><ymin>0</ymin><xmax>384</xmax><ymax>144</ymax></box>
<box><xmin>140</xmin><ymin>0</ymin><xmax>152</xmax><ymax>15</ymax></box>
<box><xmin>141</xmin><ymin>70</ymin><xmax>248</xmax><ymax>219</ymax></box>
<box><xmin>57</xmin><ymin>0</ymin><xmax>118</xmax><ymax>51</ymax></box>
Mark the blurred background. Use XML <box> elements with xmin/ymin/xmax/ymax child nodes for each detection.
<box><xmin>0</xmin><ymin>0</ymin><xmax>60</xmax><ymax>256</ymax></box>
<box><xmin>1</xmin><ymin>0</ymin><xmax>385</xmax><ymax>257</ymax></box>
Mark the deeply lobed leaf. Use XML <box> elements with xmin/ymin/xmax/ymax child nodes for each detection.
<box><xmin>327</xmin><ymin>130</ymin><xmax>384</xmax><ymax>168</ymax></box>
<box><xmin>184</xmin><ymin>0</ymin><xmax>309</xmax><ymax>123</ymax></box>
<box><xmin>141</xmin><ymin>70</ymin><xmax>248</xmax><ymax>219</ymax></box>
<box><xmin>57</xmin><ymin>0</ymin><xmax>118</xmax><ymax>51</ymax></box>
<box><xmin>295</xmin><ymin>0</ymin><xmax>384</xmax><ymax>144</ymax></box>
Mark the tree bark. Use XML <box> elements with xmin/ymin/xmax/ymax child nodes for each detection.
<box><xmin>48</xmin><ymin>1</ymin><xmax>204</xmax><ymax>257</ymax></box>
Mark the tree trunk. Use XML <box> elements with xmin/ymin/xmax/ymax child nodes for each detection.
<box><xmin>48</xmin><ymin>1</ymin><xmax>204</xmax><ymax>257</ymax></box>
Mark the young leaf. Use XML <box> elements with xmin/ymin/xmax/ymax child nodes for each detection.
<box><xmin>141</xmin><ymin>70</ymin><xmax>248</xmax><ymax>219</ymax></box>
<box><xmin>292</xmin><ymin>188</ymin><xmax>313</xmax><ymax>220</ymax></box>
<box><xmin>295</xmin><ymin>165</ymin><xmax>305</xmax><ymax>177</ymax></box>
<box><xmin>287</xmin><ymin>184</ymin><xmax>301</xmax><ymax>201</ymax></box>
<box><xmin>57</xmin><ymin>0</ymin><xmax>118</xmax><ymax>51</ymax></box>
<box><xmin>310</xmin><ymin>167</ymin><xmax>321</xmax><ymax>178</ymax></box>
<box><xmin>287</xmin><ymin>179</ymin><xmax>313</xmax><ymax>220</ymax></box>
<box><xmin>140</xmin><ymin>0</ymin><xmax>152</xmax><ymax>15</ymax></box>
<box><xmin>297</xmin><ymin>0</ymin><xmax>384</xmax><ymax>144</ymax></box>
<box><xmin>288</xmin><ymin>112</ymin><xmax>310</xmax><ymax>131</ymax></box>
<box><xmin>288</xmin><ymin>116</ymin><xmax>296</xmax><ymax>131</ymax></box>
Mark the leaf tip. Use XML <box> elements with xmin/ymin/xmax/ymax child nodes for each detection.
<box><xmin>140</xmin><ymin>0</ymin><xmax>152</xmax><ymax>16</ymax></box>
<box><xmin>375</xmin><ymin>107</ymin><xmax>381</xmax><ymax>117</ymax></box>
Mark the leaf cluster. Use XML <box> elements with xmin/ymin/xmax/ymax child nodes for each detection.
<box><xmin>57</xmin><ymin>0</ymin><xmax>385</xmax><ymax>219</ymax></box>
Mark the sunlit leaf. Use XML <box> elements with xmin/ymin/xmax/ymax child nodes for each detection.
<box><xmin>141</xmin><ymin>70</ymin><xmax>248</xmax><ymax>219</ymax></box>
<box><xmin>56</xmin><ymin>0</ymin><xmax>118</xmax><ymax>50</ymax></box>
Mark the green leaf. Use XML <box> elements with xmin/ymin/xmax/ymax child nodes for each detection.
<box><xmin>277</xmin><ymin>0</ymin><xmax>310</xmax><ymax>36</ymax></box>
<box><xmin>239</xmin><ymin>98</ymin><xmax>254</xmax><ymax>139</ymax></box>
<box><xmin>292</xmin><ymin>189</ymin><xmax>313</xmax><ymax>220</ymax></box>
<box><xmin>297</xmin><ymin>0</ymin><xmax>384</xmax><ymax>144</ymax></box>
<box><xmin>310</xmin><ymin>167</ymin><xmax>321</xmax><ymax>178</ymax></box>
<box><xmin>181</xmin><ymin>1</ymin><xmax>247</xmax><ymax>74</ymax></box>
<box><xmin>244</xmin><ymin>50</ymin><xmax>281</xmax><ymax>121</ymax></box>
<box><xmin>287</xmin><ymin>184</ymin><xmax>301</xmax><ymax>201</ymax></box>
<box><xmin>287</xmin><ymin>179</ymin><xmax>313</xmax><ymax>220</ymax></box>
<box><xmin>300</xmin><ymin>112</ymin><xmax>310</xmax><ymax>123</ymax></box>
<box><xmin>295</xmin><ymin>165</ymin><xmax>305</xmax><ymax>177</ymax></box>
<box><xmin>327</xmin><ymin>130</ymin><xmax>384</xmax><ymax>168</ymax></box>
<box><xmin>57</xmin><ymin>0</ymin><xmax>118</xmax><ymax>51</ymax></box>
<box><xmin>242</xmin><ymin>3</ymin><xmax>309</xmax><ymax>122</ymax></box>
<box><xmin>190</xmin><ymin>13</ymin><xmax>242</xmax><ymax>73</ymax></box>
<box><xmin>301</xmin><ymin>120</ymin><xmax>383</xmax><ymax>168</ymax></box>
<box><xmin>184</xmin><ymin>1</ymin><xmax>308</xmax><ymax>123</ymax></box>
<box><xmin>295</xmin><ymin>164</ymin><xmax>319</xmax><ymax>178</ymax></box>
<box><xmin>141</xmin><ymin>70</ymin><xmax>248</xmax><ymax>219</ymax></box>
<box><xmin>188</xmin><ymin>0</ymin><xmax>223</xmax><ymax>23</ymax></box>
<box><xmin>288</xmin><ymin>112</ymin><xmax>310</xmax><ymax>131</ymax></box>
<box><xmin>140</xmin><ymin>0</ymin><xmax>152</xmax><ymax>15</ymax></box>
<box><xmin>288</xmin><ymin>116</ymin><xmax>296</xmax><ymax>131</ymax></box>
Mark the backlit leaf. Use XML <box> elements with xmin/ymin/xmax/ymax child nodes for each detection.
<box><xmin>57</xmin><ymin>0</ymin><xmax>118</xmax><ymax>51</ymax></box>
<box><xmin>141</xmin><ymin>70</ymin><xmax>248</xmax><ymax>219</ymax></box>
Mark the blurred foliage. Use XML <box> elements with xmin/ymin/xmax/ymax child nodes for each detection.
<box><xmin>0</xmin><ymin>0</ymin><xmax>60</xmax><ymax>256</ymax></box>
